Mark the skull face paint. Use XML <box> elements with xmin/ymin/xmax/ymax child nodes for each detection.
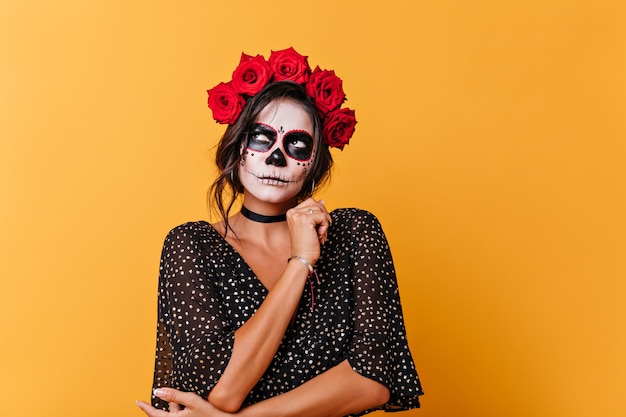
<box><xmin>238</xmin><ymin>99</ymin><xmax>316</xmax><ymax>206</ymax></box>
<box><xmin>247</xmin><ymin>123</ymin><xmax>314</xmax><ymax>162</ymax></box>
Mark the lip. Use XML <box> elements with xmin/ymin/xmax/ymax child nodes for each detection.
<box><xmin>258</xmin><ymin>175</ymin><xmax>289</xmax><ymax>183</ymax></box>
<box><xmin>246</xmin><ymin>170</ymin><xmax>299</xmax><ymax>185</ymax></box>
<box><xmin>259</xmin><ymin>178</ymin><xmax>288</xmax><ymax>186</ymax></box>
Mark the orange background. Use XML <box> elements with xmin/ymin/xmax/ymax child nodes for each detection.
<box><xmin>1</xmin><ymin>1</ymin><xmax>625</xmax><ymax>416</ymax></box>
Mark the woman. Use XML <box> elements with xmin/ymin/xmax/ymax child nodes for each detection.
<box><xmin>136</xmin><ymin>48</ymin><xmax>423</xmax><ymax>417</ymax></box>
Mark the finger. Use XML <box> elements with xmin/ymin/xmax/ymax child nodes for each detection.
<box><xmin>305</xmin><ymin>210</ymin><xmax>330</xmax><ymax>230</ymax></box>
<box><xmin>317</xmin><ymin>222</ymin><xmax>330</xmax><ymax>239</ymax></box>
<box><xmin>294</xmin><ymin>198</ymin><xmax>331</xmax><ymax>220</ymax></box>
<box><xmin>154</xmin><ymin>388</ymin><xmax>199</xmax><ymax>409</ymax></box>
<box><xmin>318</xmin><ymin>231</ymin><xmax>328</xmax><ymax>245</ymax></box>
<box><xmin>288</xmin><ymin>206</ymin><xmax>325</xmax><ymax>224</ymax></box>
<box><xmin>136</xmin><ymin>400</ymin><xmax>169</xmax><ymax>417</ymax></box>
<box><xmin>318</xmin><ymin>199</ymin><xmax>328</xmax><ymax>213</ymax></box>
<box><xmin>168</xmin><ymin>402</ymin><xmax>181</xmax><ymax>412</ymax></box>
<box><xmin>317</xmin><ymin>226</ymin><xmax>328</xmax><ymax>245</ymax></box>
<box><xmin>298</xmin><ymin>197</ymin><xmax>317</xmax><ymax>207</ymax></box>
<box><xmin>298</xmin><ymin>207</ymin><xmax>330</xmax><ymax>234</ymax></box>
<box><xmin>316</xmin><ymin>200</ymin><xmax>332</xmax><ymax>225</ymax></box>
<box><xmin>300</xmin><ymin>205</ymin><xmax>328</xmax><ymax>219</ymax></box>
<box><xmin>314</xmin><ymin>202</ymin><xmax>331</xmax><ymax>235</ymax></box>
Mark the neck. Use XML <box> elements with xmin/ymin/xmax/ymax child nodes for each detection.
<box><xmin>240</xmin><ymin>206</ymin><xmax>287</xmax><ymax>223</ymax></box>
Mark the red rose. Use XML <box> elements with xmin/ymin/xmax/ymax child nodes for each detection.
<box><xmin>207</xmin><ymin>82</ymin><xmax>245</xmax><ymax>124</ymax></box>
<box><xmin>231</xmin><ymin>53</ymin><xmax>272</xmax><ymax>96</ymax></box>
<box><xmin>306</xmin><ymin>66</ymin><xmax>346</xmax><ymax>116</ymax></box>
<box><xmin>322</xmin><ymin>108</ymin><xmax>356</xmax><ymax>150</ymax></box>
<box><xmin>268</xmin><ymin>47</ymin><xmax>311</xmax><ymax>84</ymax></box>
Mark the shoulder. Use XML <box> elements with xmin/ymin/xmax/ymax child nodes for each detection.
<box><xmin>162</xmin><ymin>220</ymin><xmax>217</xmax><ymax>249</ymax></box>
<box><xmin>165</xmin><ymin>220</ymin><xmax>212</xmax><ymax>239</ymax></box>
<box><xmin>330</xmin><ymin>207</ymin><xmax>382</xmax><ymax>229</ymax></box>
<box><xmin>158</xmin><ymin>221</ymin><xmax>225</xmax><ymax>281</ymax></box>
<box><xmin>328</xmin><ymin>208</ymin><xmax>388</xmax><ymax>242</ymax></box>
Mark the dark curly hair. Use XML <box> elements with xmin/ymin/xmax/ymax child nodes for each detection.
<box><xmin>208</xmin><ymin>81</ymin><xmax>334</xmax><ymax>233</ymax></box>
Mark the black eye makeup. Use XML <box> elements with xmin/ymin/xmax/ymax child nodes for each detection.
<box><xmin>247</xmin><ymin>123</ymin><xmax>314</xmax><ymax>161</ymax></box>
<box><xmin>283</xmin><ymin>130</ymin><xmax>314</xmax><ymax>161</ymax></box>
<box><xmin>246</xmin><ymin>124</ymin><xmax>277</xmax><ymax>152</ymax></box>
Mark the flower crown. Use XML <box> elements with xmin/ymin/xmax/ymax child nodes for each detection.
<box><xmin>207</xmin><ymin>47</ymin><xmax>356</xmax><ymax>150</ymax></box>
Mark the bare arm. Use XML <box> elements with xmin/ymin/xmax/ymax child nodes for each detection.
<box><xmin>237</xmin><ymin>360</ymin><xmax>390</xmax><ymax>417</ymax></box>
<box><xmin>138</xmin><ymin>360</ymin><xmax>389</xmax><ymax>417</ymax></box>
<box><xmin>207</xmin><ymin>258</ymin><xmax>309</xmax><ymax>411</ymax></box>
<box><xmin>208</xmin><ymin>199</ymin><xmax>331</xmax><ymax>412</ymax></box>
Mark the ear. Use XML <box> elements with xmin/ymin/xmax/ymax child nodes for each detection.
<box><xmin>238</xmin><ymin>140</ymin><xmax>247</xmax><ymax>162</ymax></box>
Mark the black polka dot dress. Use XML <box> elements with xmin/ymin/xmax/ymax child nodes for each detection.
<box><xmin>151</xmin><ymin>208</ymin><xmax>423</xmax><ymax>415</ymax></box>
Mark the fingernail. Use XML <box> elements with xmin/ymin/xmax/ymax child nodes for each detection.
<box><xmin>153</xmin><ymin>388</ymin><xmax>166</xmax><ymax>397</ymax></box>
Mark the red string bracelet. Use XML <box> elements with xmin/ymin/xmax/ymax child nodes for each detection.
<box><xmin>288</xmin><ymin>256</ymin><xmax>320</xmax><ymax>312</ymax></box>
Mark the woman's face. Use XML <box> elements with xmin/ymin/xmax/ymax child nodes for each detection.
<box><xmin>238</xmin><ymin>99</ymin><xmax>315</xmax><ymax>206</ymax></box>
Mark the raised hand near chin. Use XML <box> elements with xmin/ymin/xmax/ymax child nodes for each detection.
<box><xmin>286</xmin><ymin>198</ymin><xmax>332</xmax><ymax>266</ymax></box>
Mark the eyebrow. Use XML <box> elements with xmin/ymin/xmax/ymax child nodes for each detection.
<box><xmin>252</xmin><ymin>123</ymin><xmax>277</xmax><ymax>140</ymax></box>
<box><xmin>284</xmin><ymin>130</ymin><xmax>313</xmax><ymax>141</ymax></box>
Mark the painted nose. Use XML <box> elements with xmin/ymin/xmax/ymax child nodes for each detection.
<box><xmin>265</xmin><ymin>148</ymin><xmax>287</xmax><ymax>167</ymax></box>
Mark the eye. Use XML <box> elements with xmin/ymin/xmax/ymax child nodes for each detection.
<box><xmin>250</xmin><ymin>132</ymin><xmax>271</xmax><ymax>146</ymax></box>
<box><xmin>287</xmin><ymin>137</ymin><xmax>308</xmax><ymax>150</ymax></box>
<box><xmin>247</xmin><ymin>124</ymin><xmax>277</xmax><ymax>152</ymax></box>
<box><xmin>283</xmin><ymin>131</ymin><xmax>314</xmax><ymax>161</ymax></box>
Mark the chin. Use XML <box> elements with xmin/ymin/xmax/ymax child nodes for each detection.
<box><xmin>244</xmin><ymin>185</ymin><xmax>302</xmax><ymax>205</ymax></box>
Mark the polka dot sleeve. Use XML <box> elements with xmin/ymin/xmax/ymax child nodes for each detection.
<box><xmin>344</xmin><ymin>210</ymin><xmax>423</xmax><ymax>412</ymax></box>
<box><xmin>151</xmin><ymin>223</ymin><xmax>236</xmax><ymax>410</ymax></box>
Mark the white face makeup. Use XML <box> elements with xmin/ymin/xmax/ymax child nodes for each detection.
<box><xmin>238</xmin><ymin>99</ymin><xmax>315</xmax><ymax>206</ymax></box>
<box><xmin>247</xmin><ymin>123</ymin><xmax>314</xmax><ymax>162</ymax></box>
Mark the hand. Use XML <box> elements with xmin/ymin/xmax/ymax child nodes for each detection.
<box><xmin>136</xmin><ymin>388</ymin><xmax>232</xmax><ymax>417</ymax></box>
<box><xmin>286</xmin><ymin>198</ymin><xmax>332</xmax><ymax>266</ymax></box>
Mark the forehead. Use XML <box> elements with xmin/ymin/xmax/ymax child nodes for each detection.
<box><xmin>255</xmin><ymin>99</ymin><xmax>314</xmax><ymax>134</ymax></box>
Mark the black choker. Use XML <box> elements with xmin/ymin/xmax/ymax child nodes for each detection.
<box><xmin>241</xmin><ymin>206</ymin><xmax>287</xmax><ymax>223</ymax></box>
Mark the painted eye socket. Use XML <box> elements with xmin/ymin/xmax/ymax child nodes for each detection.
<box><xmin>246</xmin><ymin>125</ymin><xmax>276</xmax><ymax>152</ymax></box>
<box><xmin>283</xmin><ymin>131</ymin><xmax>314</xmax><ymax>161</ymax></box>
<box><xmin>246</xmin><ymin>123</ymin><xmax>314</xmax><ymax>161</ymax></box>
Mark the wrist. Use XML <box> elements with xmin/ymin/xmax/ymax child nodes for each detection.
<box><xmin>287</xmin><ymin>255</ymin><xmax>314</xmax><ymax>273</ymax></box>
<box><xmin>287</xmin><ymin>256</ymin><xmax>320</xmax><ymax>312</ymax></box>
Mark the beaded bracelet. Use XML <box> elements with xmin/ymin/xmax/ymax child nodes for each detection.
<box><xmin>287</xmin><ymin>256</ymin><xmax>320</xmax><ymax>311</ymax></box>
